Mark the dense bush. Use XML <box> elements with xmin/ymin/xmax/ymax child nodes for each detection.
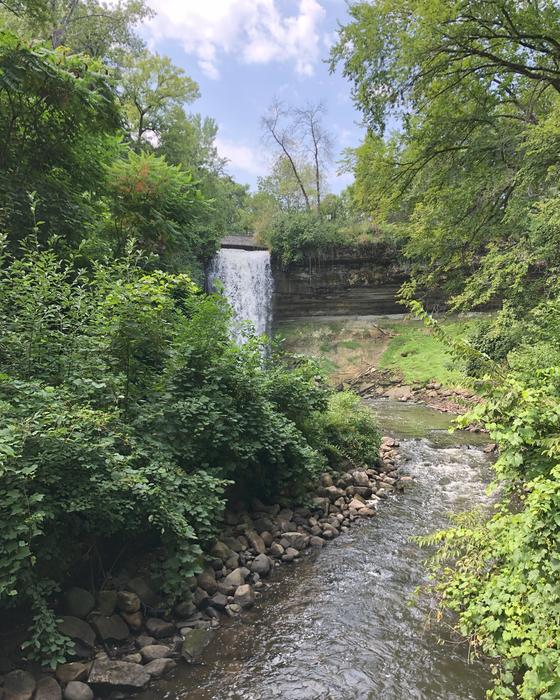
<box><xmin>0</xmin><ymin>237</ymin><xmax>380</xmax><ymax>664</ymax></box>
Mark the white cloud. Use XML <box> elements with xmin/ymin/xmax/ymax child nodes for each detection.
<box><xmin>145</xmin><ymin>0</ymin><xmax>326</xmax><ymax>79</ymax></box>
<box><xmin>215</xmin><ymin>137</ymin><xmax>267</xmax><ymax>177</ymax></box>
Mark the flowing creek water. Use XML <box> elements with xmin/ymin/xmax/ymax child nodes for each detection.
<box><xmin>139</xmin><ymin>400</ymin><xmax>494</xmax><ymax>700</ymax></box>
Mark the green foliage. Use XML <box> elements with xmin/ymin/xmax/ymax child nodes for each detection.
<box><xmin>313</xmin><ymin>391</ymin><xmax>380</xmax><ymax>469</ymax></box>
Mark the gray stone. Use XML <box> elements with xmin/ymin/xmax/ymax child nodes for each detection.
<box><xmin>34</xmin><ymin>677</ymin><xmax>62</xmax><ymax>700</ymax></box>
<box><xmin>181</xmin><ymin>629</ymin><xmax>214</xmax><ymax>661</ymax></box>
<box><xmin>210</xmin><ymin>541</ymin><xmax>232</xmax><ymax>561</ymax></box>
<box><xmin>208</xmin><ymin>593</ymin><xmax>228</xmax><ymax>610</ymax></box>
<box><xmin>121</xmin><ymin>654</ymin><xmax>142</xmax><ymax>664</ymax></box>
<box><xmin>3</xmin><ymin>670</ymin><xmax>35</xmax><ymax>700</ymax></box>
<box><xmin>55</xmin><ymin>663</ymin><xmax>89</xmax><ymax>684</ymax></box>
<box><xmin>225</xmin><ymin>604</ymin><xmax>241</xmax><ymax>617</ymax></box>
<box><xmin>120</xmin><ymin>611</ymin><xmax>143</xmax><ymax>631</ymax></box>
<box><xmin>233</xmin><ymin>584</ymin><xmax>255</xmax><ymax>609</ymax></box>
<box><xmin>145</xmin><ymin>618</ymin><xmax>175</xmax><ymax>639</ymax></box>
<box><xmin>143</xmin><ymin>659</ymin><xmax>176</xmax><ymax>678</ymax></box>
<box><xmin>88</xmin><ymin>660</ymin><xmax>150</xmax><ymax>689</ymax></box>
<box><xmin>90</xmin><ymin>615</ymin><xmax>129</xmax><ymax>642</ymax></box>
<box><xmin>221</xmin><ymin>567</ymin><xmax>247</xmax><ymax>592</ymax></box>
<box><xmin>282</xmin><ymin>547</ymin><xmax>299</xmax><ymax>562</ymax></box>
<box><xmin>281</xmin><ymin>532</ymin><xmax>307</xmax><ymax>551</ymax></box>
<box><xmin>196</xmin><ymin>569</ymin><xmax>217</xmax><ymax>595</ymax></box>
<box><xmin>250</xmin><ymin>553</ymin><xmax>270</xmax><ymax>576</ymax></box>
<box><xmin>224</xmin><ymin>554</ymin><xmax>240</xmax><ymax>570</ymax></box>
<box><xmin>96</xmin><ymin>591</ymin><xmax>117</xmax><ymax>616</ymax></box>
<box><xmin>125</xmin><ymin>577</ymin><xmax>159</xmax><ymax>608</ymax></box>
<box><xmin>222</xmin><ymin>536</ymin><xmax>244</xmax><ymax>552</ymax></box>
<box><xmin>309</xmin><ymin>536</ymin><xmax>325</xmax><ymax>547</ymax></box>
<box><xmin>135</xmin><ymin>635</ymin><xmax>156</xmax><ymax>649</ymax></box>
<box><xmin>192</xmin><ymin>587</ymin><xmax>208</xmax><ymax>608</ymax></box>
<box><xmin>57</xmin><ymin>617</ymin><xmax>95</xmax><ymax>654</ymax></box>
<box><xmin>269</xmin><ymin>542</ymin><xmax>284</xmax><ymax>558</ymax></box>
<box><xmin>351</xmin><ymin>470</ymin><xmax>370</xmax><ymax>487</ymax></box>
<box><xmin>140</xmin><ymin>645</ymin><xmax>171</xmax><ymax>663</ymax></box>
<box><xmin>173</xmin><ymin>601</ymin><xmax>196</xmax><ymax>618</ymax></box>
<box><xmin>116</xmin><ymin>591</ymin><xmax>140</xmax><ymax>614</ymax></box>
<box><xmin>245</xmin><ymin>530</ymin><xmax>266</xmax><ymax>555</ymax></box>
<box><xmin>63</xmin><ymin>682</ymin><xmax>93</xmax><ymax>700</ymax></box>
<box><xmin>65</xmin><ymin>588</ymin><xmax>95</xmax><ymax>619</ymax></box>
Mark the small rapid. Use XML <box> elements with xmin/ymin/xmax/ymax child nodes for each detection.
<box><xmin>207</xmin><ymin>248</ymin><xmax>274</xmax><ymax>343</ymax></box>
<box><xmin>139</xmin><ymin>401</ymin><xmax>493</xmax><ymax>700</ymax></box>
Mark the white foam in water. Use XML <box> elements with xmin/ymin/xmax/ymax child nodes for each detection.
<box><xmin>207</xmin><ymin>248</ymin><xmax>274</xmax><ymax>343</ymax></box>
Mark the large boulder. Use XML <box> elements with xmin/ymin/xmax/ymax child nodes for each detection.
<box><xmin>250</xmin><ymin>553</ymin><xmax>271</xmax><ymax>576</ymax></box>
<box><xmin>57</xmin><ymin>617</ymin><xmax>95</xmax><ymax>657</ymax></box>
<box><xmin>64</xmin><ymin>588</ymin><xmax>95</xmax><ymax>619</ymax></box>
<box><xmin>351</xmin><ymin>470</ymin><xmax>370</xmax><ymax>487</ymax></box>
<box><xmin>63</xmin><ymin>682</ymin><xmax>93</xmax><ymax>700</ymax></box>
<box><xmin>96</xmin><ymin>591</ymin><xmax>117</xmax><ymax>616</ymax></box>
<box><xmin>125</xmin><ymin>577</ymin><xmax>159</xmax><ymax>608</ymax></box>
<box><xmin>90</xmin><ymin>615</ymin><xmax>129</xmax><ymax>642</ymax></box>
<box><xmin>221</xmin><ymin>567</ymin><xmax>248</xmax><ymax>592</ymax></box>
<box><xmin>196</xmin><ymin>569</ymin><xmax>217</xmax><ymax>595</ymax></box>
<box><xmin>210</xmin><ymin>541</ymin><xmax>232</xmax><ymax>561</ymax></box>
<box><xmin>55</xmin><ymin>663</ymin><xmax>89</xmax><ymax>684</ymax></box>
<box><xmin>245</xmin><ymin>530</ymin><xmax>266</xmax><ymax>555</ymax></box>
<box><xmin>35</xmin><ymin>677</ymin><xmax>62</xmax><ymax>700</ymax></box>
<box><xmin>234</xmin><ymin>584</ymin><xmax>255</xmax><ymax>609</ymax></box>
<box><xmin>140</xmin><ymin>645</ymin><xmax>171</xmax><ymax>663</ymax></box>
<box><xmin>181</xmin><ymin>629</ymin><xmax>214</xmax><ymax>662</ymax></box>
<box><xmin>143</xmin><ymin>659</ymin><xmax>176</xmax><ymax>677</ymax></box>
<box><xmin>145</xmin><ymin>618</ymin><xmax>175</xmax><ymax>639</ymax></box>
<box><xmin>88</xmin><ymin>660</ymin><xmax>150</xmax><ymax>689</ymax></box>
<box><xmin>3</xmin><ymin>670</ymin><xmax>36</xmax><ymax>700</ymax></box>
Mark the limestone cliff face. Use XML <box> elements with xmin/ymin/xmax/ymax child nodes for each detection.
<box><xmin>272</xmin><ymin>244</ymin><xmax>408</xmax><ymax>320</ymax></box>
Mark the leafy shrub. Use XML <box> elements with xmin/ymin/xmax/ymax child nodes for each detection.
<box><xmin>313</xmin><ymin>391</ymin><xmax>380</xmax><ymax>469</ymax></box>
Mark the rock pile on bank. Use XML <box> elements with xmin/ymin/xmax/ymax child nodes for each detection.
<box><xmin>0</xmin><ymin>438</ymin><xmax>407</xmax><ymax>700</ymax></box>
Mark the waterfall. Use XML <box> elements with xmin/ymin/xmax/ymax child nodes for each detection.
<box><xmin>207</xmin><ymin>248</ymin><xmax>274</xmax><ymax>343</ymax></box>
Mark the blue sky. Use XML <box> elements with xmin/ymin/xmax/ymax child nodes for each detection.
<box><xmin>141</xmin><ymin>0</ymin><xmax>363</xmax><ymax>193</ymax></box>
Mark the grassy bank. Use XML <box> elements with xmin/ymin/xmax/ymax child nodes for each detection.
<box><xmin>277</xmin><ymin>316</ymin><xmax>484</xmax><ymax>387</ymax></box>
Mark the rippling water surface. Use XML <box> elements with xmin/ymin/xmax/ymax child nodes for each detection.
<box><xmin>139</xmin><ymin>400</ymin><xmax>493</xmax><ymax>700</ymax></box>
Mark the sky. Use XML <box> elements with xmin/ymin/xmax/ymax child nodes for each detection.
<box><xmin>141</xmin><ymin>0</ymin><xmax>364</xmax><ymax>193</ymax></box>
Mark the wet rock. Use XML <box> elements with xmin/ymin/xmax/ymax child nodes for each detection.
<box><xmin>225</xmin><ymin>604</ymin><xmax>241</xmax><ymax>617</ymax></box>
<box><xmin>269</xmin><ymin>542</ymin><xmax>284</xmax><ymax>558</ymax></box>
<box><xmin>245</xmin><ymin>530</ymin><xmax>266</xmax><ymax>555</ymax></box>
<box><xmin>65</xmin><ymin>588</ymin><xmax>95</xmax><ymax>619</ymax></box>
<box><xmin>125</xmin><ymin>577</ymin><xmax>159</xmax><ymax>608</ymax></box>
<box><xmin>145</xmin><ymin>618</ymin><xmax>175</xmax><ymax>639</ymax></box>
<box><xmin>233</xmin><ymin>584</ymin><xmax>255</xmax><ymax>609</ymax></box>
<box><xmin>121</xmin><ymin>654</ymin><xmax>142</xmax><ymax>664</ymax></box>
<box><xmin>57</xmin><ymin>617</ymin><xmax>95</xmax><ymax>656</ymax></box>
<box><xmin>210</xmin><ymin>541</ymin><xmax>232</xmax><ymax>561</ymax></box>
<box><xmin>359</xmin><ymin>507</ymin><xmax>376</xmax><ymax>517</ymax></box>
<box><xmin>351</xmin><ymin>470</ymin><xmax>370</xmax><ymax>487</ymax></box>
<box><xmin>320</xmin><ymin>473</ymin><xmax>333</xmax><ymax>487</ymax></box>
<box><xmin>260</xmin><ymin>531</ymin><xmax>273</xmax><ymax>547</ymax></box>
<box><xmin>196</xmin><ymin>569</ymin><xmax>217</xmax><ymax>595</ymax></box>
<box><xmin>282</xmin><ymin>547</ymin><xmax>299</xmax><ymax>562</ymax></box>
<box><xmin>140</xmin><ymin>645</ymin><xmax>171</xmax><ymax>663</ymax></box>
<box><xmin>96</xmin><ymin>591</ymin><xmax>117</xmax><ymax>616</ymax></box>
<box><xmin>250</xmin><ymin>553</ymin><xmax>271</xmax><ymax>576</ymax></box>
<box><xmin>208</xmin><ymin>593</ymin><xmax>228</xmax><ymax>611</ymax></box>
<box><xmin>224</xmin><ymin>554</ymin><xmax>240</xmax><ymax>570</ymax></box>
<box><xmin>348</xmin><ymin>497</ymin><xmax>366</xmax><ymax>511</ymax></box>
<box><xmin>135</xmin><ymin>635</ymin><xmax>156</xmax><ymax>649</ymax></box>
<box><xmin>192</xmin><ymin>587</ymin><xmax>209</xmax><ymax>608</ymax></box>
<box><xmin>88</xmin><ymin>660</ymin><xmax>150</xmax><ymax>689</ymax></box>
<box><xmin>174</xmin><ymin>600</ymin><xmax>196</xmax><ymax>618</ymax></box>
<box><xmin>116</xmin><ymin>591</ymin><xmax>140</xmax><ymax>614</ymax></box>
<box><xmin>221</xmin><ymin>567</ymin><xmax>248</xmax><ymax>592</ymax></box>
<box><xmin>280</xmin><ymin>532</ymin><xmax>307</xmax><ymax>551</ymax></box>
<box><xmin>3</xmin><ymin>670</ymin><xmax>35</xmax><ymax>700</ymax></box>
<box><xmin>63</xmin><ymin>682</ymin><xmax>93</xmax><ymax>700</ymax></box>
<box><xmin>309</xmin><ymin>536</ymin><xmax>325</xmax><ymax>547</ymax></box>
<box><xmin>143</xmin><ymin>659</ymin><xmax>176</xmax><ymax>678</ymax></box>
<box><xmin>35</xmin><ymin>677</ymin><xmax>62</xmax><ymax>700</ymax></box>
<box><xmin>325</xmin><ymin>485</ymin><xmax>344</xmax><ymax>502</ymax></box>
<box><xmin>181</xmin><ymin>629</ymin><xmax>214</xmax><ymax>662</ymax></box>
<box><xmin>90</xmin><ymin>615</ymin><xmax>129</xmax><ymax>642</ymax></box>
<box><xmin>120</xmin><ymin>611</ymin><xmax>143</xmax><ymax>631</ymax></box>
<box><xmin>55</xmin><ymin>663</ymin><xmax>89</xmax><ymax>684</ymax></box>
<box><xmin>222</xmin><ymin>536</ymin><xmax>244</xmax><ymax>552</ymax></box>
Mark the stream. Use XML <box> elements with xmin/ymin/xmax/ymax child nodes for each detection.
<box><xmin>139</xmin><ymin>400</ymin><xmax>493</xmax><ymax>700</ymax></box>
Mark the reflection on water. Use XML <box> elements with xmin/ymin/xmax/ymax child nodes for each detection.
<box><xmin>138</xmin><ymin>401</ymin><xmax>493</xmax><ymax>700</ymax></box>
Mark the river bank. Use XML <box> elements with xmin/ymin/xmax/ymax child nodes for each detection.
<box><xmin>0</xmin><ymin>436</ymin><xmax>405</xmax><ymax>700</ymax></box>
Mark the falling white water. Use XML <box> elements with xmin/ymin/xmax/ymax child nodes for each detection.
<box><xmin>207</xmin><ymin>248</ymin><xmax>274</xmax><ymax>343</ymax></box>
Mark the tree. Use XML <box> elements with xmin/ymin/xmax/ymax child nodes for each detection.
<box><xmin>331</xmin><ymin>0</ymin><xmax>560</xmax><ymax>308</ymax></box>
<box><xmin>120</xmin><ymin>50</ymin><xmax>200</xmax><ymax>147</ymax></box>
<box><xmin>294</xmin><ymin>102</ymin><xmax>332</xmax><ymax>209</ymax></box>
<box><xmin>258</xmin><ymin>155</ymin><xmax>316</xmax><ymax>212</ymax></box>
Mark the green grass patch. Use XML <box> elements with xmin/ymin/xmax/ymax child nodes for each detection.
<box><xmin>379</xmin><ymin>318</ymin><xmax>477</xmax><ymax>386</ymax></box>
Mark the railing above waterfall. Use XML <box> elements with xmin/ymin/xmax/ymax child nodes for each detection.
<box><xmin>221</xmin><ymin>235</ymin><xmax>268</xmax><ymax>251</ymax></box>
